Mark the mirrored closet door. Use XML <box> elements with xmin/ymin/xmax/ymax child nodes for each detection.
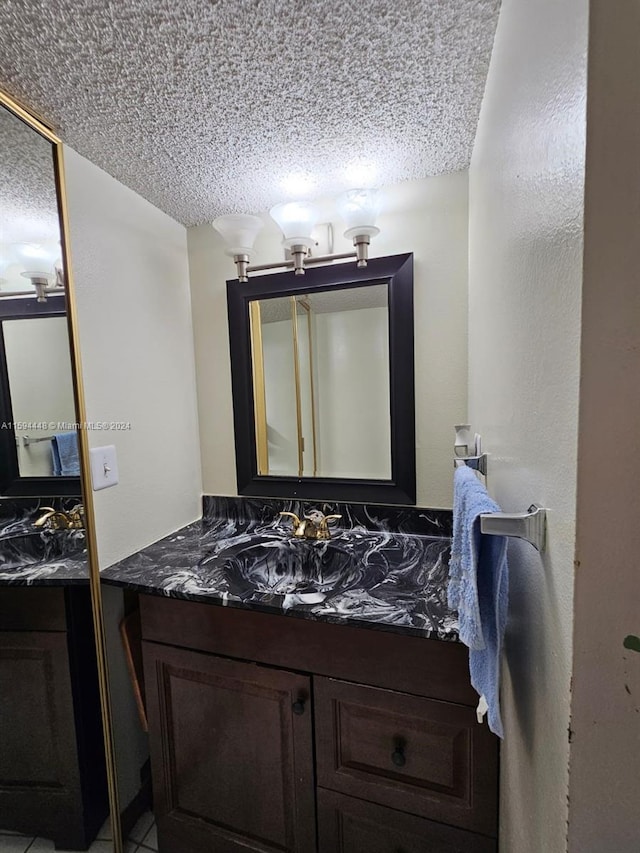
<box><xmin>0</xmin><ymin>91</ymin><xmax>115</xmax><ymax>853</ymax></box>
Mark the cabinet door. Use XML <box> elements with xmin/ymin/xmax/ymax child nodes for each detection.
<box><xmin>0</xmin><ymin>630</ymin><xmax>84</xmax><ymax>847</ymax></box>
<box><xmin>318</xmin><ymin>789</ymin><xmax>497</xmax><ymax>853</ymax></box>
<box><xmin>143</xmin><ymin>641</ymin><xmax>316</xmax><ymax>853</ymax></box>
<box><xmin>315</xmin><ymin>677</ymin><xmax>498</xmax><ymax>836</ymax></box>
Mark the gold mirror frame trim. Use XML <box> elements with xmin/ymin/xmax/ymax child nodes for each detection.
<box><xmin>249</xmin><ymin>301</ymin><xmax>269</xmax><ymax>475</ymax></box>
<box><xmin>0</xmin><ymin>90</ymin><xmax>123</xmax><ymax>853</ymax></box>
<box><xmin>249</xmin><ymin>298</ymin><xmax>320</xmax><ymax>479</ymax></box>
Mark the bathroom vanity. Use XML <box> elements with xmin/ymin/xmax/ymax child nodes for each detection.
<box><xmin>139</xmin><ymin>596</ymin><xmax>497</xmax><ymax>853</ymax></box>
<box><xmin>102</xmin><ymin>497</ymin><xmax>499</xmax><ymax>853</ymax></box>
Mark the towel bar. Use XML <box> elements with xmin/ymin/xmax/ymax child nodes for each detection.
<box><xmin>22</xmin><ymin>435</ymin><xmax>55</xmax><ymax>447</ymax></box>
<box><xmin>454</xmin><ymin>453</ymin><xmax>488</xmax><ymax>476</ymax></box>
<box><xmin>480</xmin><ymin>504</ymin><xmax>547</xmax><ymax>552</ymax></box>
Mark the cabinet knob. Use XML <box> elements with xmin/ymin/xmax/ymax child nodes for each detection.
<box><xmin>391</xmin><ymin>746</ymin><xmax>406</xmax><ymax>767</ymax></box>
<box><xmin>292</xmin><ymin>699</ymin><xmax>306</xmax><ymax>716</ymax></box>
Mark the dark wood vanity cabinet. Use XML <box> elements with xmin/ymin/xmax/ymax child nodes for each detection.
<box><xmin>0</xmin><ymin>586</ymin><xmax>108</xmax><ymax>849</ymax></box>
<box><xmin>140</xmin><ymin>596</ymin><xmax>499</xmax><ymax>853</ymax></box>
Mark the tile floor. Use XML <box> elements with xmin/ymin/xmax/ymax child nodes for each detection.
<box><xmin>0</xmin><ymin>810</ymin><xmax>157</xmax><ymax>853</ymax></box>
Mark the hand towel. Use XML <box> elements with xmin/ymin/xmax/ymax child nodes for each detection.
<box><xmin>51</xmin><ymin>431</ymin><xmax>80</xmax><ymax>477</ymax></box>
<box><xmin>448</xmin><ymin>465</ymin><xmax>509</xmax><ymax>737</ymax></box>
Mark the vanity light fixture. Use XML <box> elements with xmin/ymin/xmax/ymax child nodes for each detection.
<box><xmin>213</xmin><ymin>189</ymin><xmax>382</xmax><ymax>281</ymax></box>
<box><xmin>337</xmin><ymin>188</ymin><xmax>381</xmax><ymax>268</ymax></box>
<box><xmin>211</xmin><ymin>214</ymin><xmax>264</xmax><ymax>283</ymax></box>
<box><xmin>0</xmin><ymin>242</ymin><xmax>65</xmax><ymax>302</ymax></box>
<box><xmin>269</xmin><ymin>201</ymin><xmax>319</xmax><ymax>276</ymax></box>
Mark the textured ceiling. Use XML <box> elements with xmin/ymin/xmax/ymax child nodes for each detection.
<box><xmin>0</xmin><ymin>105</ymin><xmax>59</xmax><ymax>245</ymax></box>
<box><xmin>0</xmin><ymin>0</ymin><xmax>501</xmax><ymax>226</ymax></box>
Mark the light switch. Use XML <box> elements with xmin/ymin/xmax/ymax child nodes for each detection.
<box><xmin>89</xmin><ymin>445</ymin><xmax>119</xmax><ymax>491</ymax></box>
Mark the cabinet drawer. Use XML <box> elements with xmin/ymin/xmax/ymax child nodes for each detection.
<box><xmin>315</xmin><ymin>677</ymin><xmax>497</xmax><ymax>836</ymax></box>
<box><xmin>318</xmin><ymin>789</ymin><xmax>497</xmax><ymax>853</ymax></box>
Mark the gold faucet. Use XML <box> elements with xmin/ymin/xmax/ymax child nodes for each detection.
<box><xmin>34</xmin><ymin>504</ymin><xmax>85</xmax><ymax>531</ymax></box>
<box><xmin>279</xmin><ymin>510</ymin><xmax>342</xmax><ymax>541</ymax></box>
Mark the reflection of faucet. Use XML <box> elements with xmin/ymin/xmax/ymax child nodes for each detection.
<box><xmin>279</xmin><ymin>510</ymin><xmax>342</xmax><ymax>541</ymax></box>
<box><xmin>34</xmin><ymin>504</ymin><xmax>85</xmax><ymax>531</ymax></box>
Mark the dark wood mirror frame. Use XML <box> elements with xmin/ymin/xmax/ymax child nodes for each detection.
<box><xmin>0</xmin><ymin>295</ymin><xmax>81</xmax><ymax>496</ymax></box>
<box><xmin>227</xmin><ymin>252</ymin><xmax>416</xmax><ymax>504</ymax></box>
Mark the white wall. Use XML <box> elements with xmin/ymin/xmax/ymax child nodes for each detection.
<box><xmin>314</xmin><ymin>306</ymin><xmax>390</xmax><ymax>479</ymax></box>
<box><xmin>189</xmin><ymin>171</ymin><xmax>469</xmax><ymax>508</ymax></box>
<box><xmin>468</xmin><ymin>1</ymin><xmax>588</xmax><ymax>851</ymax></box>
<box><xmin>64</xmin><ymin>147</ymin><xmax>202</xmax><ymax>569</ymax></box>
<box><xmin>568</xmin><ymin>1</ymin><xmax>640</xmax><ymax>849</ymax></box>
<box><xmin>64</xmin><ymin>146</ymin><xmax>203</xmax><ymax>811</ymax></box>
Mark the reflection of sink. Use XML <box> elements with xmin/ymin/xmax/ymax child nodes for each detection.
<box><xmin>0</xmin><ymin>530</ymin><xmax>85</xmax><ymax>570</ymax></box>
<box><xmin>216</xmin><ymin>536</ymin><xmax>380</xmax><ymax>599</ymax></box>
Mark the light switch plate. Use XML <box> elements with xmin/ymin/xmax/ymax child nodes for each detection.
<box><xmin>89</xmin><ymin>445</ymin><xmax>119</xmax><ymax>491</ymax></box>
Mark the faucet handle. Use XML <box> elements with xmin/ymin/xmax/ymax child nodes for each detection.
<box><xmin>33</xmin><ymin>508</ymin><xmax>57</xmax><ymax>528</ymax></box>
<box><xmin>279</xmin><ymin>511</ymin><xmax>301</xmax><ymax>528</ymax></box>
<box><xmin>312</xmin><ymin>512</ymin><xmax>342</xmax><ymax>540</ymax></box>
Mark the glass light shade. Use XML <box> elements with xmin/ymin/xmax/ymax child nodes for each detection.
<box><xmin>20</xmin><ymin>270</ymin><xmax>51</xmax><ymax>282</ymax></box>
<box><xmin>338</xmin><ymin>188</ymin><xmax>381</xmax><ymax>239</ymax></box>
<box><xmin>212</xmin><ymin>214</ymin><xmax>264</xmax><ymax>257</ymax></box>
<box><xmin>269</xmin><ymin>201</ymin><xmax>319</xmax><ymax>250</ymax></box>
<box><xmin>13</xmin><ymin>242</ymin><xmax>57</xmax><ymax>263</ymax></box>
<box><xmin>12</xmin><ymin>243</ymin><xmax>58</xmax><ymax>280</ymax></box>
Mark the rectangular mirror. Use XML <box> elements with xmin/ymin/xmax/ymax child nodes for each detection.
<box><xmin>0</xmin><ymin>101</ymin><xmax>80</xmax><ymax>495</ymax></box>
<box><xmin>252</xmin><ymin>284</ymin><xmax>391</xmax><ymax>480</ymax></box>
<box><xmin>228</xmin><ymin>253</ymin><xmax>415</xmax><ymax>504</ymax></box>
<box><xmin>0</xmin><ymin>92</ymin><xmax>109</xmax><ymax>851</ymax></box>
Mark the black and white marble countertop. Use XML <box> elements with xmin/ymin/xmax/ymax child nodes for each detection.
<box><xmin>0</xmin><ymin>498</ymin><xmax>89</xmax><ymax>587</ymax></box>
<box><xmin>102</xmin><ymin>496</ymin><xmax>458</xmax><ymax>641</ymax></box>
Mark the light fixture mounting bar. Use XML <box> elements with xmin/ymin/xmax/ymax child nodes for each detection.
<box><xmin>247</xmin><ymin>250</ymin><xmax>357</xmax><ymax>274</ymax></box>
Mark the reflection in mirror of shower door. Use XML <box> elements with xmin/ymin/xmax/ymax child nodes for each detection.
<box><xmin>258</xmin><ymin>297</ymin><xmax>299</xmax><ymax>476</ymax></box>
<box><xmin>295</xmin><ymin>298</ymin><xmax>317</xmax><ymax>477</ymax></box>
<box><xmin>253</xmin><ymin>295</ymin><xmax>319</xmax><ymax>479</ymax></box>
<box><xmin>249</xmin><ymin>301</ymin><xmax>269</xmax><ymax>476</ymax></box>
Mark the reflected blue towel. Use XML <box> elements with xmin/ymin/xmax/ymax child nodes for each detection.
<box><xmin>448</xmin><ymin>466</ymin><xmax>509</xmax><ymax>737</ymax></box>
<box><xmin>51</xmin><ymin>431</ymin><xmax>80</xmax><ymax>476</ymax></box>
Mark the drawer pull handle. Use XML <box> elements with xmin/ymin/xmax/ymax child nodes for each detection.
<box><xmin>292</xmin><ymin>699</ymin><xmax>306</xmax><ymax>716</ymax></box>
<box><xmin>391</xmin><ymin>746</ymin><xmax>406</xmax><ymax>768</ymax></box>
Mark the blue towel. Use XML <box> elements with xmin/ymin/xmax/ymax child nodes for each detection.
<box><xmin>51</xmin><ymin>431</ymin><xmax>80</xmax><ymax>476</ymax></box>
<box><xmin>448</xmin><ymin>465</ymin><xmax>509</xmax><ymax>737</ymax></box>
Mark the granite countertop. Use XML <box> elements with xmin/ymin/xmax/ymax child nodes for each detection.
<box><xmin>102</xmin><ymin>496</ymin><xmax>459</xmax><ymax>642</ymax></box>
<box><xmin>0</xmin><ymin>498</ymin><xmax>89</xmax><ymax>587</ymax></box>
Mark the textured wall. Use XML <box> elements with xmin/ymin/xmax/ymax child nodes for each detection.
<box><xmin>63</xmin><ymin>146</ymin><xmax>202</xmax><ymax>569</ymax></box>
<box><xmin>568</xmin><ymin>1</ymin><xmax>640</xmax><ymax>849</ymax></box>
<box><xmin>189</xmin><ymin>171</ymin><xmax>469</xmax><ymax>509</ymax></box>
<box><xmin>63</xmin><ymin>145</ymin><xmax>203</xmax><ymax>810</ymax></box>
<box><xmin>468</xmin><ymin>0</ymin><xmax>588</xmax><ymax>850</ymax></box>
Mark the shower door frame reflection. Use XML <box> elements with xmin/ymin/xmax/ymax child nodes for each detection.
<box><xmin>0</xmin><ymin>89</ymin><xmax>121</xmax><ymax>852</ymax></box>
